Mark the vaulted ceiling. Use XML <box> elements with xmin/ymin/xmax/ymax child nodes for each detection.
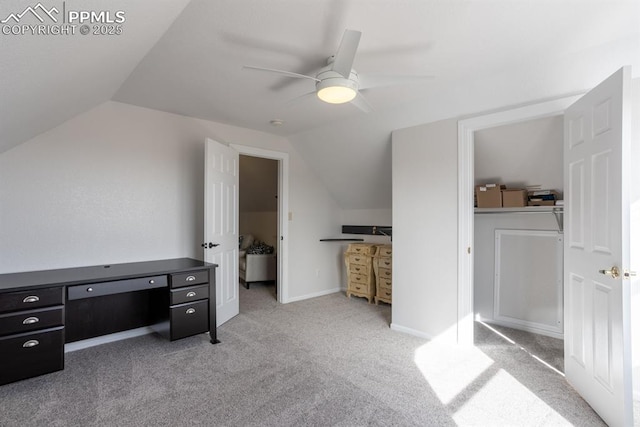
<box><xmin>2</xmin><ymin>0</ymin><xmax>638</xmax><ymax>209</ymax></box>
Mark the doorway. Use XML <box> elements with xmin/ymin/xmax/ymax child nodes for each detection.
<box><xmin>457</xmin><ymin>71</ymin><xmax>639</xmax><ymax>425</ymax></box>
<box><xmin>456</xmin><ymin>95</ymin><xmax>581</xmax><ymax>345</ymax></box>
<box><xmin>230</xmin><ymin>144</ymin><xmax>289</xmax><ymax>304</ymax></box>
<box><xmin>472</xmin><ymin>116</ymin><xmax>566</xmax><ymax>366</ymax></box>
<box><xmin>239</xmin><ymin>154</ymin><xmax>278</xmax><ymax>301</ymax></box>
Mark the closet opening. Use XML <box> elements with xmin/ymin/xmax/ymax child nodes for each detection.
<box><xmin>472</xmin><ymin>115</ymin><xmax>565</xmax><ymax>374</ymax></box>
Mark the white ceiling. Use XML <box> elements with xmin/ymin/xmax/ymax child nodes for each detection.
<box><xmin>2</xmin><ymin>0</ymin><xmax>639</xmax><ymax>209</ymax></box>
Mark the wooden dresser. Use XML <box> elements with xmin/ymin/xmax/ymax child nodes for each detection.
<box><xmin>344</xmin><ymin>243</ymin><xmax>377</xmax><ymax>303</ymax></box>
<box><xmin>373</xmin><ymin>245</ymin><xmax>392</xmax><ymax>305</ymax></box>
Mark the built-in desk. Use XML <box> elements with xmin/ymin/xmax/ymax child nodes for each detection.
<box><xmin>0</xmin><ymin>258</ymin><xmax>218</xmax><ymax>385</ymax></box>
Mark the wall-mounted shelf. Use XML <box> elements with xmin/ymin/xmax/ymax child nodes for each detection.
<box><xmin>341</xmin><ymin>225</ymin><xmax>392</xmax><ymax>237</ymax></box>
<box><xmin>319</xmin><ymin>238</ymin><xmax>365</xmax><ymax>242</ymax></box>
<box><xmin>474</xmin><ymin>206</ymin><xmax>564</xmax><ymax>231</ymax></box>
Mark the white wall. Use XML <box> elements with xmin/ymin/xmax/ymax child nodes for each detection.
<box><xmin>474</xmin><ymin>213</ymin><xmax>563</xmax><ymax>336</ymax></box>
<box><xmin>0</xmin><ymin>101</ymin><xmax>342</xmax><ymax>302</ymax></box>
<box><xmin>392</xmin><ymin>119</ymin><xmax>459</xmax><ymax>342</ymax></box>
<box><xmin>474</xmin><ymin>115</ymin><xmax>564</xmax><ymax>196</ymax></box>
<box><xmin>239</xmin><ymin>211</ymin><xmax>278</xmax><ymax>248</ymax></box>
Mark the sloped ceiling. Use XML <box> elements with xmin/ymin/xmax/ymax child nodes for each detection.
<box><xmin>0</xmin><ymin>0</ymin><xmax>191</xmax><ymax>153</ymax></box>
<box><xmin>3</xmin><ymin>0</ymin><xmax>639</xmax><ymax>210</ymax></box>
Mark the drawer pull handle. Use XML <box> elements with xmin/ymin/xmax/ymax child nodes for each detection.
<box><xmin>149</xmin><ymin>279</ymin><xmax>155</xmax><ymax>284</ymax></box>
<box><xmin>23</xmin><ymin>340</ymin><xmax>39</xmax><ymax>348</ymax></box>
<box><xmin>87</xmin><ymin>287</ymin><xmax>93</xmax><ymax>293</ymax></box>
<box><xmin>186</xmin><ymin>275</ymin><xmax>196</xmax><ymax>282</ymax></box>
<box><xmin>186</xmin><ymin>291</ymin><xmax>197</xmax><ymax>298</ymax></box>
<box><xmin>186</xmin><ymin>308</ymin><xmax>196</xmax><ymax>314</ymax></box>
<box><xmin>23</xmin><ymin>317</ymin><xmax>40</xmax><ymax>325</ymax></box>
<box><xmin>23</xmin><ymin>296</ymin><xmax>40</xmax><ymax>303</ymax></box>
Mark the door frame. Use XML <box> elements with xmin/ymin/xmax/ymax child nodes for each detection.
<box><xmin>456</xmin><ymin>94</ymin><xmax>582</xmax><ymax>344</ymax></box>
<box><xmin>231</xmin><ymin>143</ymin><xmax>289</xmax><ymax>303</ymax></box>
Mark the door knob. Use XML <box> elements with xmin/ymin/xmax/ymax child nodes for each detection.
<box><xmin>201</xmin><ymin>242</ymin><xmax>220</xmax><ymax>249</ymax></box>
<box><xmin>599</xmin><ymin>266</ymin><xmax>620</xmax><ymax>279</ymax></box>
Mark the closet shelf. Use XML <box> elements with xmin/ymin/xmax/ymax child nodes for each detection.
<box><xmin>474</xmin><ymin>206</ymin><xmax>563</xmax><ymax>214</ymax></box>
<box><xmin>474</xmin><ymin>205</ymin><xmax>564</xmax><ymax>231</ymax></box>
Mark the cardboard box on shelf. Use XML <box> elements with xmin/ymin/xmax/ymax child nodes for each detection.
<box><xmin>501</xmin><ymin>189</ymin><xmax>528</xmax><ymax>207</ymax></box>
<box><xmin>475</xmin><ymin>184</ymin><xmax>505</xmax><ymax>208</ymax></box>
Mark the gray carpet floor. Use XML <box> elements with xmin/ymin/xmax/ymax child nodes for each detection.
<box><xmin>0</xmin><ymin>283</ymin><xmax>606</xmax><ymax>426</ymax></box>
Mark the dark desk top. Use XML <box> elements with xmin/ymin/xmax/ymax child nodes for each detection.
<box><xmin>0</xmin><ymin>258</ymin><xmax>216</xmax><ymax>292</ymax></box>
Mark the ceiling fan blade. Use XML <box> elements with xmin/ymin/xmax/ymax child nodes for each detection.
<box><xmin>358</xmin><ymin>74</ymin><xmax>435</xmax><ymax>90</ymax></box>
<box><xmin>243</xmin><ymin>65</ymin><xmax>320</xmax><ymax>82</ymax></box>
<box><xmin>283</xmin><ymin>90</ymin><xmax>317</xmax><ymax>107</ymax></box>
<box><xmin>331</xmin><ymin>29</ymin><xmax>361</xmax><ymax>78</ymax></box>
<box><xmin>350</xmin><ymin>92</ymin><xmax>373</xmax><ymax>113</ymax></box>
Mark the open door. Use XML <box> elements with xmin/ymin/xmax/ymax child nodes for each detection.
<box><xmin>204</xmin><ymin>138</ymin><xmax>239</xmax><ymax>326</ymax></box>
<box><xmin>564</xmin><ymin>67</ymin><xmax>633</xmax><ymax>426</ymax></box>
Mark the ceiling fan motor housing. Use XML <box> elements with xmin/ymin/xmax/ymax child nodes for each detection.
<box><xmin>315</xmin><ymin>69</ymin><xmax>359</xmax><ymax>104</ymax></box>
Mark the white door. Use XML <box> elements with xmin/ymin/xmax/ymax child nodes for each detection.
<box><xmin>204</xmin><ymin>138</ymin><xmax>239</xmax><ymax>326</ymax></box>
<box><xmin>564</xmin><ymin>67</ymin><xmax>633</xmax><ymax>427</ymax></box>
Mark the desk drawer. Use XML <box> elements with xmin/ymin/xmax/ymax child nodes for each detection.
<box><xmin>0</xmin><ymin>287</ymin><xmax>63</xmax><ymax>313</ymax></box>
<box><xmin>170</xmin><ymin>300</ymin><xmax>208</xmax><ymax>340</ymax></box>
<box><xmin>0</xmin><ymin>326</ymin><xmax>64</xmax><ymax>385</ymax></box>
<box><xmin>170</xmin><ymin>270</ymin><xmax>209</xmax><ymax>288</ymax></box>
<box><xmin>0</xmin><ymin>306</ymin><xmax>64</xmax><ymax>336</ymax></box>
<box><xmin>170</xmin><ymin>285</ymin><xmax>209</xmax><ymax>305</ymax></box>
<box><xmin>67</xmin><ymin>276</ymin><xmax>167</xmax><ymax>300</ymax></box>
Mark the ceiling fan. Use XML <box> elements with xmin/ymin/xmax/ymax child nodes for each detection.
<box><xmin>243</xmin><ymin>29</ymin><xmax>433</xmax><ymax>112</ymax></box>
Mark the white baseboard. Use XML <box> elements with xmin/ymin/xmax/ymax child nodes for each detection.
<box><xmin>390</xmin><ymin>323</ymin><xmax>433</xmax><ymax>340</ymax></box>
<box><xmin>476</xmin><ymin>315</ymin><xmax>564</xmax><ymax>340</ymax></box>
<box><xmin>65</xmin><ymin>326</ymin><xmax>155</xmax><ymax>352</ymax></box>
<box><xmin>283</xmin><ymin>287</ymin><xmax>342</xmax><ymax>303</ymax></box>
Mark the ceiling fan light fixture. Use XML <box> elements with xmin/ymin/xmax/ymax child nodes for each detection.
<box><xmin>317</xmin><ymin>85</ymin><xmax>357</xmax><ymax>104</ymax></box>
<box><xmin>316</xmin><ymin>77</ymin><xmax>358</xmax><ymax>104</ymax></box>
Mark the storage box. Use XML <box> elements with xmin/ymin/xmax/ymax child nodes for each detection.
<box><xmin>527</xmin><ymin>189</ymin><xmax>559</xmax><ymax>206</ymax></box>
<box><xmin>502</xmin><ymin>189</ymin><xmax>528</xmax><ymax>207</ymax></box>
<box><xmin>475</xmin><ymin>184</ymin><xmax>505</xmax><ymax>208</ymax></box>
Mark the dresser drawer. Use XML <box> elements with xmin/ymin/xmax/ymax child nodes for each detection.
<box><xmin>348</xmin><ymin>282</ymin><xmax>372</xmax><ymax>295</ymax></box>
<box><xmin>377</xmin><ymin>288</ymin><xmax>392</xmax><ymax>301</ymax></box>
<box><xmin>376</xmin><ymin>246</ymin><xmax>392</xmax><ymax>257</ymax></box>
<box><xmin>0</xmin><ymin>306</ymin><xmax>64</xmax><ymax>336</ymax></box>
<box><xmin>170</xmin><ymin>300</ymin><xmax>208</xmax><ymax>340</ymax></box>
<box><xmin>170</xmin><ymin>285</ymin><xmax>209</xmax><ymax>305</ymax></box>
<box><xmin>349</xmin><ymin>264</ymin><xmax>370</xmax><ymax>275</ymax></box>
<box><xmin>377</xmin><ymin>257</ymin><xmax>392</xmax><ymax>269</ymax></box>
<box><xmin>67</xmin><ymin>276</ymin><xmax>166</xmax><ymax>300</ymax></box>
<box><xmin>0</xmin><ymin>326</ymin><xmax>64</xmax><ymax>385</ymax></box>
<box><xmin>378</xmin><ymin>277</ymin><xmax>392</xmax><ymax>290</ymax></box>
<box><xmin>348</xmin><ymin>254</ymin><xmax>371</xmax><ymax>266</ymax></box>
<box><xmin>377</xmin><ymin>268</ymin><xmax>392</xmax><ymax>280</ymax></box>
<box><xmin>347</xmin><ymin>243</ymin><xmax>376</xmax><ymax>255</ymax></box>
<box><xmin>0</xmin><ymin>287</ymin><xmax>63</xmax><ymax>313</ymax></box>
<box><xmin>170</xmin><ymin>270</ymin><xmax>209</xmax><ymax>289</ymax></box>
<box><xmin>349</xmin><ymin>273</ymin><xmax>372</xmax><ymax>285</ymax></box>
